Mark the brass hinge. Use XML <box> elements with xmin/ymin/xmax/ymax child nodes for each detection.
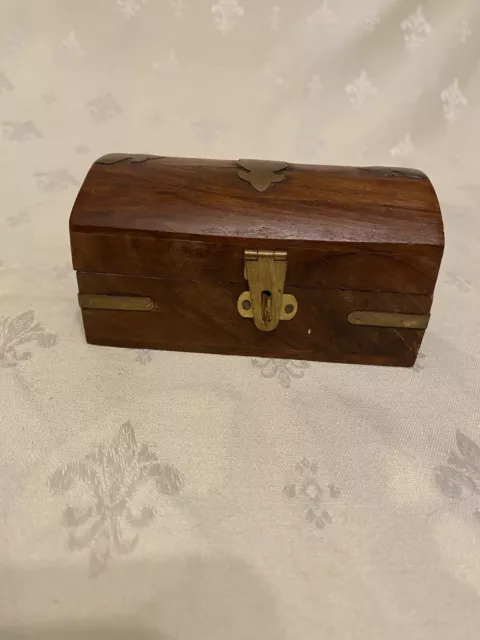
<box><xmin>237</xmin><ymin>249</ymin><xmax>298</xmax><ymax>331</ymax></box>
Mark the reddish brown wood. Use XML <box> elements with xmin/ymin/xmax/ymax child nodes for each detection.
<box><xmin>71</xmin><ymin>232</ymin><xmax>441</xmax><ymax>295</ymax></box>
<box><xmin>70</xmin><ymin>156</ymin><xmax>442</xmax><ymax>245</ymax></box>
<box><xmin>77</xmin><ymin>272</ymin><xmax>431</xmax><ymax>366</ymax></box>
<box><xmin>70</xmin><ymin>154</ymin><xmax>444</xmax><ymax>366</ymax></box>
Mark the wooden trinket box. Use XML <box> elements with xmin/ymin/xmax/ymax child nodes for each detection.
<box><xmin>70</xmin><ymin>154</ymin><xmax>444</xmax><ymax>366</ymax></box>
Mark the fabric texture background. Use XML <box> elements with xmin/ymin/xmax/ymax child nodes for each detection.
<box><xmin>1</xmin><ymin>1</ymin><xmax>480</xmax><ymax>638</ymax></box>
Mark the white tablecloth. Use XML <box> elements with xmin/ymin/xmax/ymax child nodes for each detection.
<box><xmin>1</xmin><ymin>1</ymin><xmax>480</xmax><ymax>638</ymax></box>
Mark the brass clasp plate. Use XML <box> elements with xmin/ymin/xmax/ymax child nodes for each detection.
<box><xmin>237</xmin><ymin>249</ymin><xmax>297</xmax><ymax>331</ymax></box>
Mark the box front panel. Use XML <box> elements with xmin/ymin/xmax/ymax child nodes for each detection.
<box><xmin>77</xmin><ymin>273</ymin><xmax>432</xmax><ymax>366</ymax></box>
<box><xmin>71</xmin><ymin>231</ymin><xmax>443</xmax><ymax>295</ymax></box>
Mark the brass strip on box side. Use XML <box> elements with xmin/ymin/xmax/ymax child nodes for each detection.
<box><xmin>348</xmin><ymin>311</ymin><xmax>429</xmax><ymax>329</ymax></box>
<box><xmin>78</xmin><ymin>294</ymin><xmax>155</xmax><ymax>312</ymax></box>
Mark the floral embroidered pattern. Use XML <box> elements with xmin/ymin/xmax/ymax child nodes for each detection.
<box><xmin>258</xmin><ymin>63</ymin><xmax>284</xmax><ymax>87</ymax></box>
<box><xmin>87</xmin><ymin>93</ymin><xmax>122</xmax><ymax>123</ymax></box>
<box><xmin>48</xmin><ymin>421</ymin><xmax>185</xmax><ymax>577</ymax></box>
<box><xmin>365</xmin><ymin>10</ymin><xmax>381</xmax><ymax>31</ymax></box>
<box><xmin>192</xmin><ymin>118</ymin><xmax>222</xmax><ymax>145</ymax></box>
<box><xmin>345</xmin><ymin>69</ymin><xmax>378</xmax><ymax>110</ymax></box>
<box><xmin>34</xmin><ymin>170</ymin><xmax>78</xmax><ymax>192</ymax></box>
<box><xmin>284</xmin><ymin>459</ymin><xmax>341</xmax><ymax>530</ymax></box>
<box><xmin>0</xmin><ymin>72</ymin><xmax>14</xmax><ymax>93</ymax></box>
<box><xmin>134</xmin><ymin>349</ymin><xmax>154</xmax><ymax>364</ymax></box>
<box><xmin>270</xmin><ymin>6</ymin><xmax>281</xmax><ymax>30</ymax></box>
<box><xmin>457</xmin><ymin>20</ymin><xmax>471</xmax><ymax>44</ymax></box>
<box><xmin>7</xmin><ymin>206</ymin><xmax>30</xmax><ymax>227</ymax></box>
<box><xmin>2</xmin><ymin>120</ymin><xmax>42</xmax><ymax>141</ymax></box>
<box><xmin>42</xmin><ymin>91</ymin><xmax>57</xmax><ymax>104</ymax></box>
<box><xmin>54</xmin><ymin>263</ymin><xmax>72</xmax><ymax>280</ymax></box>
<box><xmin>212</xmin><ymin>0</ymin><xmax>244</xmax><ymax>35</ymax></box>
<box><xmin>306</xmin><ymin>1</ymin><xmax>338</xmax><ymax>26</ymax></box>
<box><xmin>172</xmin><ymin>0</ymin><xmax>185</xmax><ymax>18</ymax></box>
<box><xmin>433</xmin><ymin>431</ymin><xmax>480</xmax><ymax>521</ymax></box>
<box><xmin>152</xmin><ymin>48</ymin><xmax>179</xmax><ymax>74</ymax></box>
<box><xmin>60</xmin><ymin>30</ymin><xmax>86</xmax><ymax>58</ymax></box>
<box><xmin>441</xmin><ymin>79</ymin><xmax>467</xmax><ymax>123</ymax></box>
<box><xmin>308</xmin><ymin>74</ymin><xmax>323</xmax><ymax>100</ymax></box>
<box><xmin>75</xmin><ymin>144</ymin><xmax>91</xmax><ymax>155</ymax></box>
<box><xmin>444</xmin><ymin>272</ymin><xmax>472</xmax><ymax>294</ymax></box>
<box><xmin>251</xmin><ymin>359</ymin><xmax>310</xmax><ymax>388</ymax></box>
<box><xmin>117</xmin><ymin>0</ymin><xmax>148</xmax><ymax>19</ymax></box>
<box><xmin>401</xmin><ymin>6</ymin><xmax>431</xmax><ymax>52</ymax></box>
<box><xmin>0</xmin><ymin>310</ymin><xmax>58</xmax><ymax>367</ymax></box>
<box><xmin>5</xmin><ymin>29</ymin><xmax>24</xmax><ymax>54</ymax></box>
<box><xmin>390</xmin><ymin>133</ymin><xmax>416</xmax><ymax>159</ymax></box>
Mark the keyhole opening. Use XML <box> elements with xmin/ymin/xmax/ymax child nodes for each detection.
<box><xmin>261</xmin><ymin>290</ymin><xmax>273</xmax><ymax>323</ymax></box>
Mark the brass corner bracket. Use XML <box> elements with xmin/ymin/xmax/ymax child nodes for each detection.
<box><xmin>237</xmin><ymin>159</ymin><xmax>288</xmax><ymax>193</ymax></box>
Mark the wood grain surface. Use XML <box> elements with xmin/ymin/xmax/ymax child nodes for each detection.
<box><xmin>77</xmin><ymin>272</ymin><xmax>432</xmax><ymax>367</ymax></box>
<box><xmin>71</xmin><ymin>155</ymin><xmax>443</xmax><ymax>247</ymax></box>
<box><xmin>71</xmin><ymin>232</ymin><xmax>442</xmax><ymax>295</ymax></box>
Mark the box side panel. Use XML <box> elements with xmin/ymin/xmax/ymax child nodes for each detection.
<box><xmin>76</xmin><ymin>272</ymin><xmax>433</xmax><ymax>367</ymax></box>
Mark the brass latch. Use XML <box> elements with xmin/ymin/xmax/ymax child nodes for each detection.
<box><xmin>237</xmin><ymin>249</ymin><xmax>298</xmax><ymax>331</ymax></box>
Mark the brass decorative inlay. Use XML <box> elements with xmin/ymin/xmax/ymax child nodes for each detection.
<box><xmin>237</xmin><ymin>159</ymin><xmax>288</xmax><ymax>193</ymax></box>
<box><xmin>78</xmin><ymin>294</ymin><xmax>155</xmax><ymax>312</ymax></box>
<box><xmin>348</xmin><ymin>311</ymin><xmax>429</xmax><ymax>329</ymax></box>
<box><xmin>96</xmin><ymin>154</ymin><xmax>160</xmax><ymax>165</ymax></box>
<box><xmin>237</xmin><ymin>249</ymin><xmax>297</xmax><ymax>331</ymax></box>
<box><xmin>364</xmin><ymin>166</ymin><xmax>425</xmax><ymax>181</ymax></box>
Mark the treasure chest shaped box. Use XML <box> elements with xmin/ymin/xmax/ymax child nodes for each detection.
<box><xmin>69</xmin><ymin>154</ymin><xmax>444</xmax><ymax>366</ymax></box>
